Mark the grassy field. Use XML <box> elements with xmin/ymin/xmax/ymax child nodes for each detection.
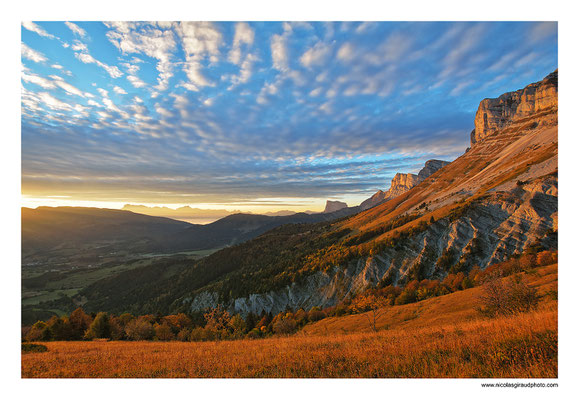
<box><xmin>21</xmin><ymin>265</ymin><xmax>557</xmax><ymax>378</ymax></box>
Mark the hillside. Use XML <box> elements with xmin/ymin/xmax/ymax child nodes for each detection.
<box><xmin>40</xmin><ymin>71</ymin><xmax>558</xmax><ymax>317</ymax></box>
<box><xmin>22</xmin><ymin>207</ymin><xmax>192</xmax><ymax>260</ymax></box>
<box><xmin>22</xmin><ymin>264</ymin><xmax>557</xmax><ymax>378</ymax></box>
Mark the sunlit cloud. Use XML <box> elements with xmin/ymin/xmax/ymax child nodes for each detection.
<box><xmin>65</xmin><ymin>21</ymin><xmax>86</xmax><ymax>37</ymax></box>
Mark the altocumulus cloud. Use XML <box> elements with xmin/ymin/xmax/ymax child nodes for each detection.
<box><xmin>21</xmin><ymin>22</ymin><xmax>557</xmax><ymax>207</ymax></box>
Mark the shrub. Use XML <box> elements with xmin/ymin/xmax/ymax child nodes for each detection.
<box><xmin>125</xmin><ymin>317</ymin><xmax>155</xmax><ymax>340</ymax></box>
<box><xmin>308</xmin><ymin>307</ymin><xmax>326</xmax><ymax>322</ymax></box>
<box><xmin>177</xmin><ymin>328</ymin><xmax>191</xmax><ymax>342</ymax></box>
<box><xmin>25</xmin><ymin>321</ymin><xmax>51</xmax><ymax>342</ymax></box>
<box><xmin>22</xmin><ymin>343</ymin><xmax>48</xmax><ymax>353</ymax></box>
<box><xmin>273</xmin><ymin>318</ymin><xmax>298</xmax><ymax>335</ymax></box>
<box><xmin>154</xmin><ymin>323</ymin><xmax>175</xmax><ymax>341</ymax></box>
<box><xmin>477</xmin><ymin>275</ymin><xmax>539</xmax><ymax>317</ymax></box>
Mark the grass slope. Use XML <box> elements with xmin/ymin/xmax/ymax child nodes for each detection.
<box><xmin>22</xmin><ymin>265</ymin><xmax>557</xmax><ymax>378</ymax></box>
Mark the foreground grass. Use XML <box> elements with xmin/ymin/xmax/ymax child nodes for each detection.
<box><xmin>22</xmin><ymin>308</ymin><xmax>556</xmax><ymax>378</ymax></box>
<box><xmin>22</xmin><ymin>265</ymin><xmax>557</xmax><ymax>378</ymax></box>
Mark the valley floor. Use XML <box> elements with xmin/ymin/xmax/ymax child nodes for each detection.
<box><xmin>21</xmin><ymin>265</ymin><xmax>557</xmax><ymax>378</ymax></box>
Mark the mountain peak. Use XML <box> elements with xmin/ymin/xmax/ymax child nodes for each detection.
<box><xmin>323</xmin><ymin>200</ymin><xmax>348</xmax><ymax>213</ymax></box>
<box><xmin>471</xmin><ymin>70</ymin><xmax>558</xmax><ymax>146</ymax></box>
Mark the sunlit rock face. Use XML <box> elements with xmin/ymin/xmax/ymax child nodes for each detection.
<box><xmin>418</xmin><ymin>160</ymin><xmax>450</xmax><ymax>181</ymax></box>
<box><xmin>360</xmin><ymin>160</ymin><xmax>449</xmax><ymax>210</ymax></box>
<box><xmin>472</xmin><ymin>70</ymin><xmax>558</xmax><ymax>146</ymax></box>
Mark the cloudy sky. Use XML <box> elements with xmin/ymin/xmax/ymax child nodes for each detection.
<box><xmin>21</xmin><ymin>21</ymin><xmax>557</xmax><ymax>212</ymax></box>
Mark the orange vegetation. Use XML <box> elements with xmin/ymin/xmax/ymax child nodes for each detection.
<box><xmin>22</xmin><ymin>265</ymin><xmax>557</xmax><ymax>378</ymax></box>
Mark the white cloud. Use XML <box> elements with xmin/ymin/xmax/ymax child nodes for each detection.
<box><xmin>21</xmin><ymin>72</ymin><xmax>56</xmax><ymax>89</ymax></box>
<box><xmin>155</xmin><ymin>104</ymin><xmax>173</xmax><ymax>118</ymax></box>
<box><xmin>65</xmin><ymin>22</ymin><xmax>87</xmax><ymax>37</ymax></box>
<box><xmin>309</xmin><ymin>87</ymin><xmax>322</xmax><ymax>97</ymax></box>
<box><xmin>127</xmin><ymin>74</ymin><xmax>146</xmax><ymax>88</ymax></box>
<box><xmin>366</xmin><ymin>32</ymin><xmax>414</xmax><ymax>65</ymax></box>
<box><xmin>175</xmin><ymin>22</ymin><xmax>223</xmax><ymax>88</ymax></box>
<box><xmin>337</xmin><ymin>42</ymin><xmax>355</xmax><ymax>62</ymax></box>
<box><xmin>103</xmin><ymin>97</ymin><xmax>122</xmax><ymax>113</ymax></box>
<box><xmin>37</xmin><ymin>92</ymin><xmax>72</xmax><ymax>111</ymax></box>
<box><xmin>21</xmin><ymin>43</ymin><xmax>47</xmax><ymax>63</ymax></box>
<box><xmin>55</xmin><ymin>80</ymin><xmax>85</xmax><ymax>97</ymax></box>
<box><xmin>355</xmin><ymin>22</ymin><xmax>377</xmax><ymax>34</ymax></box>
<box><xmin>271</xmin><ymin>34</ymin><xmax>288</xmax><ymax>70</ymax></box>
<box><xmin>97</xmin><ymin>88</ymin><xmax>109</xmax><ymax>97</ymax></box>
<box><xmin>113</xmin><ymin>86</ymin><xmax>127</xmax><ymax>95</ymax></box>
<box><xmin>71</xmin><ymin>41</ymin><xmax>88</xmax><ymax>52</ymax></box>
<box><xmin>228</xmin><ymin>22</ymin><xmax>255</xmax><ymax>65</ymax></box>
<box><xmin>105</xmin><ymin>22</ymin><xmax>177</xmax><ymax>91</ymax></box>
<box><xmin>87</xmin><ymin>99</ymin><xmax>101</xmax><ymax>107</ymax></box>
<box><xmin>74</xmin><ymin>47</ymin><xmax>123</xmax><ymax>78</ymax></box>
<box><xmin>300</xmin><ymin>42</ymin><xmax>332</xmax><ymax>68</ymax></box>
<box><xmin>22</xmin><ymin>21</ymin><xmax>55</xmax><ymax>39</ymax></box>
<box><xmin>229</xmin><ymin>53</ymin><xmax>258</xmax><ymax>88</ymax></box>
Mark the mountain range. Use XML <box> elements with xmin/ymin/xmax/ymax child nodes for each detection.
<box><xmin>22</xmin><ymin>71</ymin><xmax>558</xmax><ymax>319</ymax></box>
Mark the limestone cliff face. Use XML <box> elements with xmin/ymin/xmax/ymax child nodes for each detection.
<box><xmin>360</xmin><ymin>159</ymin><xmax>449</xmax><ymax>210</ymax></box>
<box><xmin>388</xmin><ymin>173</ymin><xmax>420</xmax><ymax>198</ymax></box>
<box><xmin>323</xmin><ymin>200</ymin><xmax>348</xmax><ymax>213</ymax></box>
<box><xmin>418</xmin><ymin>160</ymin><xmax>450</xmax><ymax>181</ymax></box>
<box><xmin>471</xmin><ymin>70</ymin><xmax>558</xmax><ymax>146</ymax></box>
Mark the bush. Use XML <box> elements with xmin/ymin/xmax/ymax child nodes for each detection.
<box><xmin>154</xmin><ymin>323</ymin><xmax>175</xmax><ymax>341</ymax></box>
<box><xmin>25</xmin><ymin>321</ymin><xmax>51</xmax><ymax>342</ymax></box>
<box><xmin>273</xmin><ymin>318</ymin><xmax>298</xmax><ymax>335</ymax></box>
<box><xmin>308</xmin><ymin>308</ymin><xmax>326</xmax><ymax>322</ymax></box>
<box><xmin>125</xmin><ymin>317</ymin><xmax>155</xmax><ymax>340</ymax></box>
<box><xmin>22</xmin><ymin>343</ymin><xmax>48</xmax><ymax>353</ymax></box>
<box><xmin>477</xmin><ymin>275</ymin><xmax>539</xmax><ymax>317</ymax></box>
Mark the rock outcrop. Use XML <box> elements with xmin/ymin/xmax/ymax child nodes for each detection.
<box><xmin>471</xmin><ymin>70</ymin><xmax>558</xmax><ymax>146</ymax></box>
<box><xmin>418</xmin><ymin>159</ymin><xmax>450</xmax><ymax>181</ymax></box>
<box><xmin>360</xmin><ymin>159</ymin><xmax>449</xmax><ymax>210</ymax></box>
<box><xmin>323</xmin><ymin>200</ymin><xmax>348</xmax><ymax>213</ymax></box>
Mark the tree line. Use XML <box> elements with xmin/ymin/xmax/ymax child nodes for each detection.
<box><xmin>23</xmin><ymin>249</ymin><xmax>556</xmax><ymax>342</ymax></box>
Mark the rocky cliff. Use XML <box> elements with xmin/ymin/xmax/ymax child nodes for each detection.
<box><xmin>360</xmin><ymin>159</ymin><xmax>449</xmax><ymax>210</ymax></box>
<box><xmin>418</xmin><ymin>159</ymin><xmax>450</xmax><ymax>181</ymax></box>
<box><xmin>471</xmin><ymin>70</ymin><xmax>558</xmax><ymax>146</ymax></box>
<box><xmin>323</xmin><ymin>200</ymin><xmax>348</xmax><ymax>213</ymax></box>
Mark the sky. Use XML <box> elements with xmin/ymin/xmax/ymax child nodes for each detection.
<box><xmin>21</xmin><ymin>21</ymin><xmax>558</xmax><ymax>213</ymax></box>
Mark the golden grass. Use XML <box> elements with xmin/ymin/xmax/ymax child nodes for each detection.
<box><xmin>22</xmin><ymin>265</ymin><xmax>557</xmax><ymax>379</ymax></box>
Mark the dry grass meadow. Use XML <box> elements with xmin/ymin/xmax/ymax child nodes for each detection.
<box><xmin>22</xmin><ymin>264</ymin><xmax>557</xmax><ymax>378</ymax></box>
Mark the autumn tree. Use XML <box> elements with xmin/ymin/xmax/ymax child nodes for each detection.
<box><xmin>203</xmin><ymin>305</ymin><xmax>232</xmax><ymax>339</ymax></box>
<box><xmin>68</xmin><ymin>308</ymin><xmax>92</xmax><ymax>340</ymax></box>
<box><xmin>125</xmin><ymin>317</ymin><xmax>155</xmax><ymax>340</ymax></box>
<box><xmin>154</xmin><ymin>322</ymin><xmax>175</xmax><ymax>341</ymax></box>
<box><xmin>84</xmin><ymin>312</ymin><xmax>111</xmax><ymax>340</ymax></box>
<box><xmin>47</xmin><ymin>316</ymin><xmax>73</xmax><ymax>340</ymax></box>
<box><xmin>228</xmin><ymin>314</ymin><xmax>247</xmax><ymax>338</ymax></box>
<box><xmin>25</xmin><ymin>321</ymin><xmax>51</xmax><ymax>342</ymax></box>
<box><xmin>353</xmin><ymin>291</ymin><xmax>390</xmax><ymax>332</ymax></box>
